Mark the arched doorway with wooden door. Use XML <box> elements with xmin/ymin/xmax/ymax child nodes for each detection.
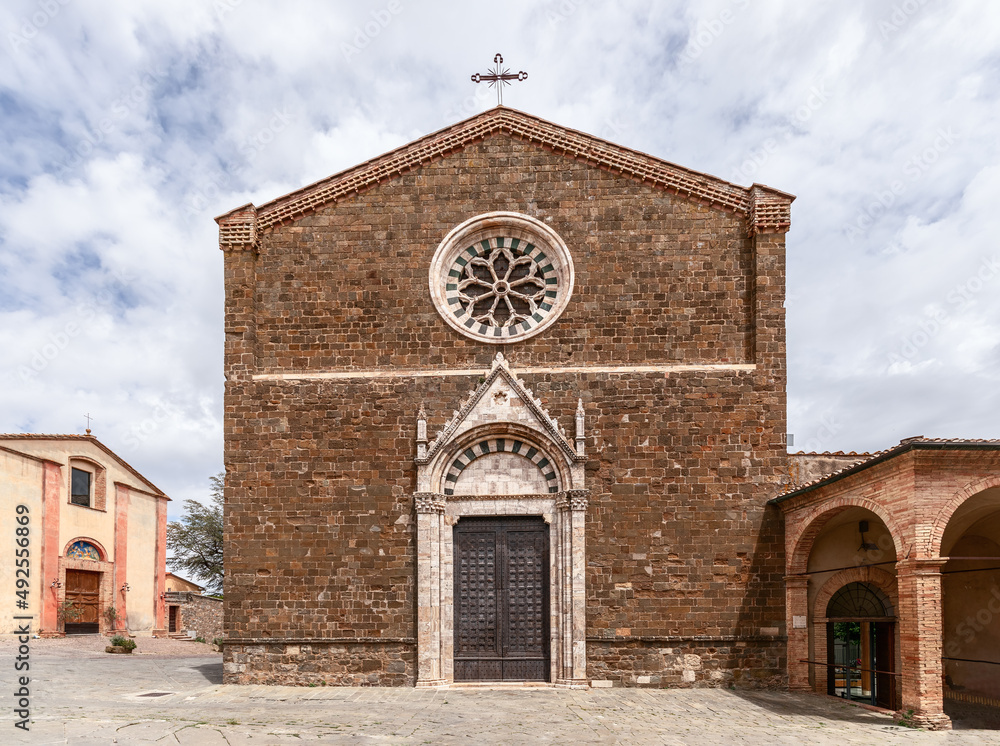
<box><xmin>59</xmin><ymin>538</ymin><xmax>113</xmax><ymax>635</ymax></box>
<box><xmin>824</xmin><ymin>581</ymin><xmax>896</xmax><ymax>709</ymax></box>
<box><xmin>64</xmin><ymin>568</ymin><xmax>102</xmax><ymax>634</ymax></box>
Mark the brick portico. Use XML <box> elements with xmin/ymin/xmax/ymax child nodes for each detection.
<box><xmin>774</xmin><ymin>438</ymin><xmax>1000</xmax><ymax>731</ymax></box>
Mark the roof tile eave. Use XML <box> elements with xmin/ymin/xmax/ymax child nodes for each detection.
<box><xmin>773</xmin><ymin>437</ymin><xmax>1000</xmax><ymax>504</ymax></box>
<box><xmin>225</xmin><ymin>107</ymin><xmax>784</xmax><ymax>235</ymax></box>
<box><xmin>750</xmin><ymin>182</ymin><xmax>797</xmax><ymax>202</ymax></box>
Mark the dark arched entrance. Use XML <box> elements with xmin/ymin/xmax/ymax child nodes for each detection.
<box><xmin>826</xmin><ymin>582</ymin><xmax>896</xmax><ymax>708</ymax></box>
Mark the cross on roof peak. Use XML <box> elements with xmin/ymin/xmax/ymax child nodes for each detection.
<box><xmin>471</xmin><ymin>53</ymin><xmax>527</xmax><ymax>107</ymax></box>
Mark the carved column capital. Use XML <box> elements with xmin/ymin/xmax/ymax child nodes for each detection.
<box><xmin>556</xmin><ymin>489</ymin><xmax>590</xmax><ymax>512</ymax></box>
<box><xmin>413</xmin><ymin>493</ymin><xmax>446</xmax><ymax>514</ymax></box>
<box><xmin>784</xmin><ymin>575</ymin><xmax>810</xmax><ymax>588</ymax></box>
<box><xmin>897</xmin><ymin>557</ymin><xmax>946</xmax><ymax>576</ymax></box>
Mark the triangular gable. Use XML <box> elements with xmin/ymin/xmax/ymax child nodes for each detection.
<box><xmin>216</xmin><ymin>107</ymin><xmax>794</xmax><ymax>251</ymax></box>
<box><xmin>0</xmin><ymin>434</ymin><xmax>167</xmax><ymax>497</ymax></box>
<box><xmin>416</xmin><ymin>353</ymin><xmax>581</xmax><ymax>467</ymax></box>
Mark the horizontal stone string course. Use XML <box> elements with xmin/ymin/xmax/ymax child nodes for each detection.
<box><xmin>586</xmin><ymin>635</ymin><xmax>787</xmax><ymax>643</ymax></box>
<box><xmin>252</xmin><ymin>363</ymin><xmax>758</xmax><ymax>381</ymax></box>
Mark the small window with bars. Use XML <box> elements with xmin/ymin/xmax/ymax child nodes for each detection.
<box><xmin>71</xmin><ymin>467</ymin><xmax>92</xmax><ymax>507</ymax></box>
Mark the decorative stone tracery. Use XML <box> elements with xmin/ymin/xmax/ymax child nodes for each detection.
<box><xmin>429</xmin><ymin>213</ymin><xmax>575</xmax><ymax>343</ymax></box>
<box><xmin>414</xmin><ymin>353</ymin><xmax>588</xmax><ymax>686</ymax></box>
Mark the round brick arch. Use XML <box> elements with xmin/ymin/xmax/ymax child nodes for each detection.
<box><xmin>928</xmin><ymin>475</ymin><xmax>1000</xmax><ymax>558</ymax></box>
<box><xmin>813</xmin><ymin>566</ymin><xmax>899</xmax><ymax>620</ymax></box>
<box><xmin>788</xmin><ymin>498</ymin><xmax>907</xmax><ymax>575</ymax></box>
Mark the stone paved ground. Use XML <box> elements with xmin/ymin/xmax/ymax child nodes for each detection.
<box><xmin>2</xmin><ymin>637</ymin><xmax>998</xmax><ymax>745</ymax></box>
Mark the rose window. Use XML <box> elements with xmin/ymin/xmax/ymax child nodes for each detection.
<box><xmin>454</xmin><ymin>238</ymin><xmax>553</xmax><ymax>330</ymax></box>
<box><xmin>430</xmin><ymin>213</ymin><xmax>575</xmax><ymax>343</ymax></box>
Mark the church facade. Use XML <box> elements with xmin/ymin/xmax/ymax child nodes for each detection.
<box><xmin>0</xmin><ymin>434</ymin><xmax>169</xmax><ymax>637</ymax></box>
<box><xmin>215</xmin><ymin>107</ymin><xmax>1000</xmax><ymax>729</ymax></box>
<box><xmin>218</xmin><ymin>107</ymin><xmax>793</xmax><ymax>691</ymax></box>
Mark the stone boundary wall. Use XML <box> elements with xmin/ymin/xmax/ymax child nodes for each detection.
<box><xmin>166</xmin><ymin>592</ymin><xmax>222</xmax><ymax>641</ymax></box>
<box><xmin>787</xmin><ymin>453</ymin><xmax>870</xmax><ymax>489</ymax></box>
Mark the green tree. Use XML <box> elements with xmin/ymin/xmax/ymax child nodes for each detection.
<box><xmin>167</xmin><ymin>472</ymin><xmax>224</xmax><ymax>594</ymax></box>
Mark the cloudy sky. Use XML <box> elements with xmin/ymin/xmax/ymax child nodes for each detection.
<box><xmin>2</xmin><ymin>0</ymin><xmax>998</xmax><ymax>515</ymax></box>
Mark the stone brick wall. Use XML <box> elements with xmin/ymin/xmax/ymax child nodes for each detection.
<box><xmin>225</xmin><ymin>642</ymin><xmax>413</xmax><ymax>686</ymax></box>
<box><xmin>168</xmin><ymin>593</ymin><xmax>222</xmax><ymax>641</ymax></box>
<box><xmin>244</xmin><ymin>137</ymin><xmax>756</xmax><ymax>376</ymax></box>
<box><xmin>222</xmin><ymin>128</ymin><xmax>789</xmax><ymax>687</ymax></box>
<box><xmin>787</xmin><ymin>453</ymin><xmax>870</xmax><ymax>488</ymax></box>
<box><xmin>588</xmin><ymin>639</ymin><xmax>785</xmax><ymax>688</ymax></box>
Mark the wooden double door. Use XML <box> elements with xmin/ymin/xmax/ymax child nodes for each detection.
<box><xmin>453</xmin><ymin>517</ymin><xmax>550</xmax><ymax>682</ymax></box>
<box><xmin>64</xmin><ymin>569</ymin><xmax>101</xmax><ymax>634</ymax></box>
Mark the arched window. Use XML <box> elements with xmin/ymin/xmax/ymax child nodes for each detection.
<box><xmin>68</xmin><ymin>457</ymin><xmax>107</xmax><ymax>510</ymax></box>
<box><xmin>826</xmin><ymin>582</ymin><xmax>892</xmax><ymax>618</ymax></box>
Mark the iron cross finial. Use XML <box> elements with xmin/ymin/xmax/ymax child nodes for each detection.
<box><xmin>471</xmin><ymin>53</ymin><xmax>527</xmax><ymax>107</ymax></box>
<box><xmin>84</xmin><ymin>412</ymin><xmax>93</xmax><ymax>435</ymax></box>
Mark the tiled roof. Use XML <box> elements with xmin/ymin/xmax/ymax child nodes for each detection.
<box><xmin>0</xmin><ymin>433</ymin><xmax>167</xmax><ymax>497</ymax></box>
<box><xmin>790</xmin><ymin>450</ymin><xmax>873</xmax><ymax>457</ymax></box>
<box><xmin>773</xmin><ymin>437</ymin><xmax>1000</xmax><ymax>503</ymax></box>
<box><xmin>217</xmin><ymin>107</ymin><xmax>794</xmax><ymax>250</ymax></box>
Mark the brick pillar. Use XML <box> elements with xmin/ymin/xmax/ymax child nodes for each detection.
<box><xmin>220</xmin><ymin>222</ymin><xmax>259</xmax><ymax>382</ymax></box>
<box><xmin>39</xmin><ymin>461</ymin><xmax>62</xmax><ymax>636</ymax></box>
<box><xmin>785</xmin><ymin>575</ymin><xmax>811</xmax><ymax>691</ymax></box>
<box><xmin>113</xmin><ymin>484</ymin><xmax>131</xmax><ymax>632</ymax></box>
<box><xmin>897</xmin><ymin>558</ymin><xmax>951</xmax><ymax>730</ymax></box>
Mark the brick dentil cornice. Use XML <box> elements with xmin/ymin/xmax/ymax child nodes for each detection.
<box><xmin>216</xmin><ymin>107</ymin><xmax>794</xmax><ymax>251</ymax></box>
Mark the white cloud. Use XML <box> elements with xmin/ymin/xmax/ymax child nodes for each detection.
<box><xmin>2</xmin><ymin>0</ymin><xmax>1000</xmax><ymax>512</ymax></box>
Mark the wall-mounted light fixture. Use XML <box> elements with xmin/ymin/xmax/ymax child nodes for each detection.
<box><xmin>50</xmin><ymin>579</ymin><xmax>61</xmax><ymax>589</ymax></box>
<box><xmin>121</xmin><ymin>583</ymin><xmax>131</xmax><ymax>593</ymax></box>
<box><xmin>858</xmin><ymin>520</ymin><xmax>879</xmax><ymax>552</ymax></box>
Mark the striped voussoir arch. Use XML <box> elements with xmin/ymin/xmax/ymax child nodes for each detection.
<box><xmin>443</xmin><ymin>437</ymin><xmax>560</xmax><ymax>496</ymax></box>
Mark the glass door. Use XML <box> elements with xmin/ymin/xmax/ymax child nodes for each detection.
<box><xmin>828</xmin><ymin>621</ymin><xmax>873</xmax><ymax>704</ymax></box>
